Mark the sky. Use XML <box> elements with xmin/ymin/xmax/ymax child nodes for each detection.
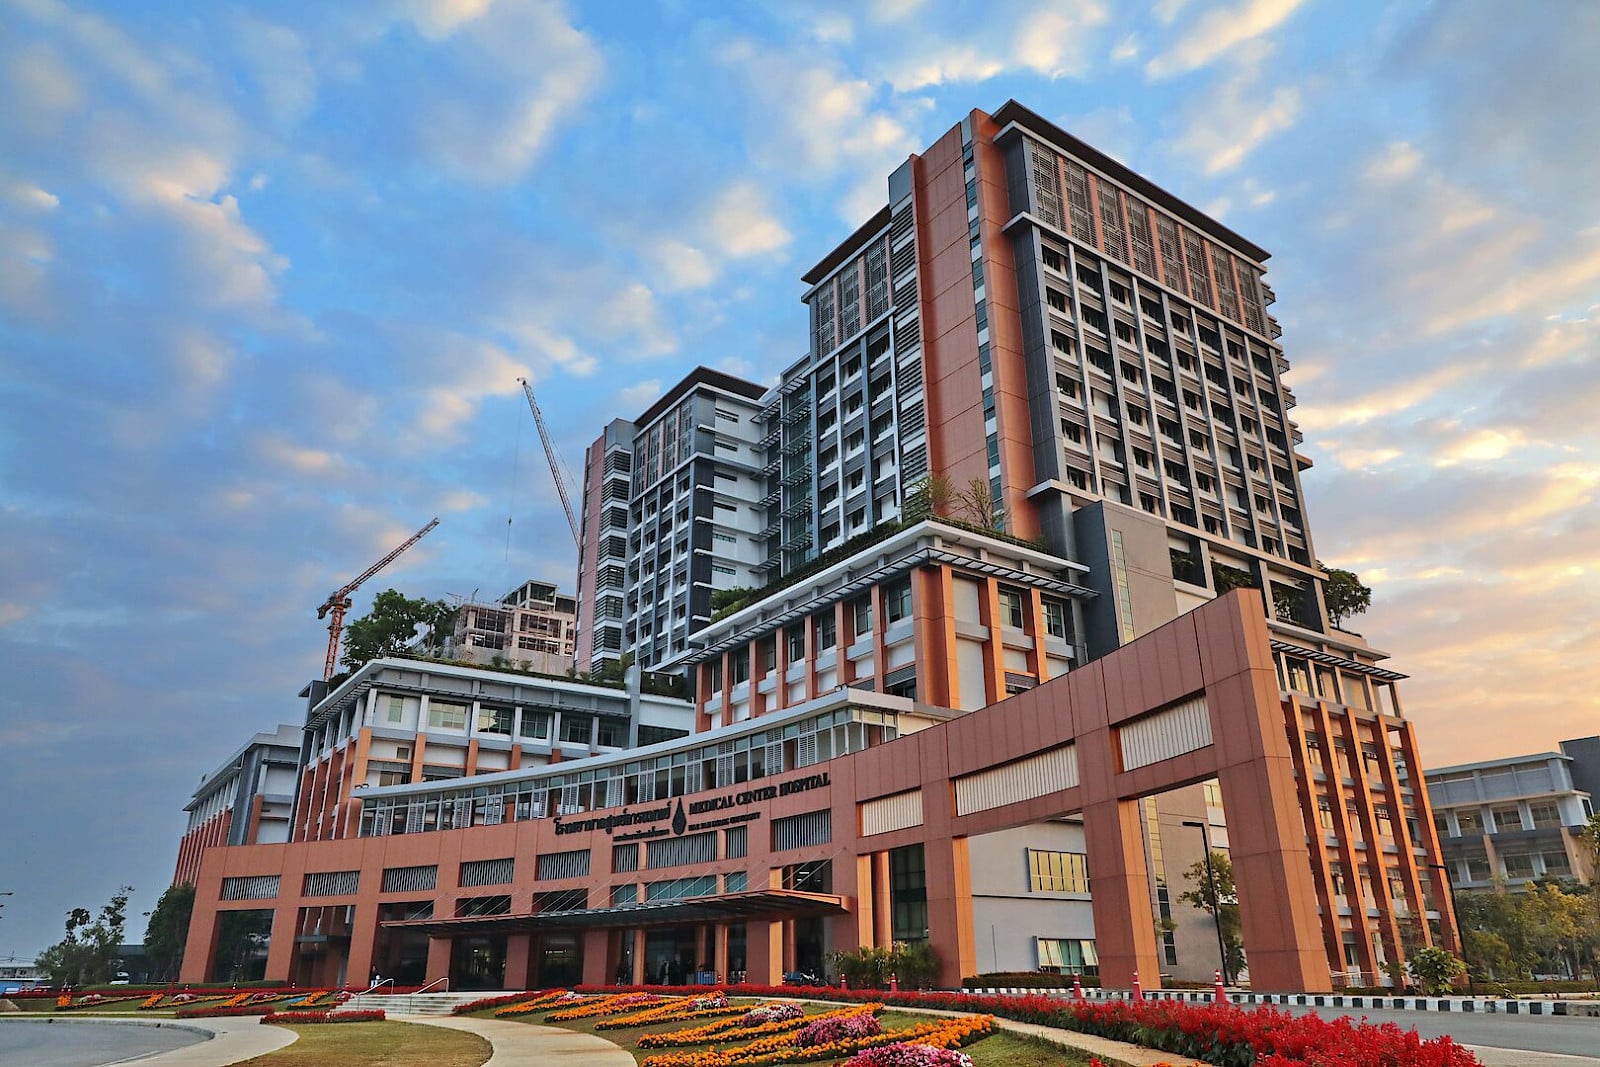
<box><xmin>1</xmin><ymin>0</ymin><xmax>1597</xmax><ymax>960</ymax></box>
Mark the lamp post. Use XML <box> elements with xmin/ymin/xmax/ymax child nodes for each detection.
<box><xmin>1428</xmin><ymin>862</ymin><xmax>1473</xmax><ymax>995</ymax></box>
<box><xmin>1182</xmin><ymin>821</ymin><xmax>1231</xmax><ymax>986</ymax></box>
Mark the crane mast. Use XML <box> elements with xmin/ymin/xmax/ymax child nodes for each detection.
<box><xmin>519</xmin><ymin>377</ymin><xmax>581</xmax><ymax>545</ymax></box>
<box><xmin>317</xmin><ymin>517</ymin><xmax>440</xmax><ymax>680</ymax></box>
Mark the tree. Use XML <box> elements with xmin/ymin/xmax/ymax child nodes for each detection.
<box><xmin>143</xmin><ymin>882</ymin><xmax>195</xmax><ymax>983</ymax></box>
<box><xmin>36</xmin><ymin>886</ymin><xmax>133</xmax><ymax>987</ymax></box>
<box><xmin>954</xmin><ymin>477</ymin><xmax>1003</xmax><ymax>531</ymax></box>
<box><xmin>340</xmin><ymin>589</ymin><xmax>456</xmax><ymax>671</ymax></box>
<box><xmin>1322</xmin><ymin>566</ymin><xmax>1372</xmax><ymax>628</ymax></box>
<box><xmin>904</xmin><ymin>474</ymin><xmax>955</xmax><ymax>523</ymax></box>
<box><xmin>1178</xmin><ymin>850</ymin><xmax>1246</xmax><ymax>980</ymax></box>
<box><xmin>1407</xmin><ymin>945</ymin><xmax>1467</xmax><ymax>994</ymax></box>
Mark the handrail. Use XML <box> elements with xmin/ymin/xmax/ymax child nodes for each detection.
<box><xmin>359</xmin><ymin>977</ymin><xmax>395</xmax><ymax>998</ymax></box>
<box><xmin>408</xmin><ymin>976</ymin><xmax>448</xmax><ymax>1013</ymax></box>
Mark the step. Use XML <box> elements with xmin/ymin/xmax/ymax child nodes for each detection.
<box><xmin>343</xmin><ymin>990</ymin><xmax>516</xmax><ymax>1016</ymax></box>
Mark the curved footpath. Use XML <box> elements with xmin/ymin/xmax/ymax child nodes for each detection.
<box><xmin>406</xmin><ymin>1014</ymin><xmax>635</xmax><ymax>1067</ymax></box>
<box><xmin>0</xmin><ymin>1013</ymin><xmax>297</xmax><ymax>1066</ymax></box>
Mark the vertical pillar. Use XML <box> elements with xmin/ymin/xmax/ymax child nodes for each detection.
<box><xmin>713</xmin><ymin>924</ymin><xmax>729</xmax><ymax>984</ymax></box>
<box><xmin>781</xmin><ymin>920</ymin><xmax>797</xmax><ymax>973</ymax></box>
<box><xmin>911</xmin><ymin>566</ymin><xmax>957</xmax><ymax>708</ymax></box>
<box><xmin>922</xmin><ymin>836</ymin><xmax>977</xmax><ymax>988</ymax></box>
<box><xmin>1081</xmin><ymin>798</ymin><xmax>1163</xmax><ymax>989</ymax></box>
<box><xmin>503</xmin><ymin>934</ymin><xmax>532</xmax><ymax>991</ymax></box>
<box><xmin>581</xmin><ymin>929</ymin><xmax>610</xmax><ymax>987</ymax></box>
<box><xmin>695</xmin><ymin>926</ymin><xmax>709</xmax><ymax>975</ymax></box>
<box><xmin>745</xmin><ymin>920</ymin><xmax>783</xmax><ymax>986</ymax></box>
<box><xmin>344</xmin><ymin>906</ymin><xmax>380</xmax><ymax>989</ymax></box>
<box><xmin>179</xmin><ymin>903</ymin><xmax>221</xmax><ymax>983</ymax></box>
<box><xmin>262</xmin><ymin>904</ymin><xmax>299</xmax><ymax>983</ymax></box>
<box><xmin>978</xmin><ymin>578</ymin><xmax>1007</xmax><ymax>705</ymax></box>
<box><xmin>631</xmin><ymin>928</ymin><xmax>647</xmax><ymax>985</ymax></box>
<box><xmin>425</xmin><ymin>936</ymin><xmax>451</xmax><ymax>985</ymax></box>
<box><xmin>872</xmin><ymin>851</ymin><xmax>892</xmax><ymax>948</ymax></box>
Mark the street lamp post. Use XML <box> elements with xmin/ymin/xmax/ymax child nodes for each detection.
<box><xmin>1428</xmin><ymin>862</ymin><xmax>1473</xmax><ymax>995</ymax></box>
<box><xmin>1182</xmin><ymin>821</ymin><xmax>1231</xmax><ymax>986</ymax></box>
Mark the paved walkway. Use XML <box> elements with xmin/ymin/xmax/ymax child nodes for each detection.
<box><xmin>403</xmin><ymin>1014</ymin><xmax>634</xmax><ymax>1067</ymax></box>
<box><xmin>0</xmin><ymin>1013</ymin><xmax>297</xmax><ymax>1066</ymax></box>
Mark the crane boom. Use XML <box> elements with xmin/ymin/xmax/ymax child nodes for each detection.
<box><xmin>317</xmin><ymin>517</ymin><xmax>440</xmax><ymax>680</ymax></box>
<box><xmin>519</xmin><ymin>377</ymin><xmax>581</xmax><ymax>545</ymax></box>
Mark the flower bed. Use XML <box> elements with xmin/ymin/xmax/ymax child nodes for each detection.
<box><xmin>261</xmin><ymin>1009</ymin><xmax>386</xmax><ymax>1024</ymax></box>
<box><xmin>176</xmin><ymin>1004</ymin><xmax>280</xmax><ymax>1019</ymax></box>
<box><xmin>795</xmin><ymin>1013</ymin><xmax>883</xmax><ymax>1045</ymax></box>
<box><xmin>493</xmin><ymin>990</ymin><xmax>585</xmax><ymax>1017</ymax></box>
<box><xmin>742</xmin><ymin>1004</ymin><xmax>803</xmax><ymax>1026</ymax></box>
<box><xmin>59</xmin><ymin>994</ymin><xmax>144</xmax><ymax>1010</ymax></box>
<box><xmin>845</xmin><ymin>1045</ymin><xmax>975</xmax><ymax>1067</ymax></box>
<box><xmin>638</xmin><ymin>1004</ymin><xmax>879</xmax><ymax>1048</ymax></box>
<box><xmin>597</xmin><ymin>992</ymin><xmax>745</xmax><ymax>1029</ymax></box>
<box><xmin>454</xmin><ymin>990</ymin><xmax>566</xmax><ymax>1015</ymax></box>
<box><xmin>638</xmin><ymin>1012</ymin><xmax>994</xmax><ymax>1067</ymax></box>
<box><xmin>546</xmin><ymin>992</ymin><xmax>661</xmax><ymax>1021</ymax></box>
<box><xmin>574</xmin><ymin>983</ymin><xmax>1482</xmax><ymax>1067</ymax></box>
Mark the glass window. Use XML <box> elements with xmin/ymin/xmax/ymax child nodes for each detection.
<box><xmin>597</xmin><ymin>719</ymin><xmax>626</xmax><ymax>747</ymax></box>
<box><xmin>562</xmin><ymin>715</ymin><xmax>593</xmax><ymax>745</ymax></box>
<box><xmin>884</xmin><ymin>578</ymin><xmax>912</xmax><ymax>624</ymax></box>
<box><xmin>1491</xmin><ymin>806</ymin><xmax>1523</xmax><ymax>832</ymax></box>
<box><xmin>386</xmin><ymin>695</ymin><xmax>405</xmax><ymax>724</ymax></box>
<box><xmin>997</xmin><ymin>587</ymin><xmax>1025</xmax><ymax>629</ymax></box>
<box><xmin>888</xmin><ymin>845</ymin><xmax>928</xmax><ymax>942</ymax></box>
<box><xmin>815</xmin><ymin>612</ymin><xmax>837</xmax><ymax>650</ymax></box>
<box><xmin>1502</xmin><ymin>853</ymin><xmax>1536</xmax><ymax>880</ymax></box>
<box><xmin>787</xmin><ymin>624</ymin><xmax>806</xmax><ymax>662</ymax></box>
<box><xmin>853</xmin><ymin>596</ymin><xmax>873</xmax><ymax>637</ymax></box>
<box><xmin>1043</xmin><ymin>598</ymin><xmax>1071</xmax><ymax>641</ymax></box>
<box><xmin>428</xmin><ymin>702</ymin><xmax>468</xmax><ymax>730</ymax></box>
<box><xmin>706</xmin><ymin>660</ymin><xmax>723</xmax><ymax>691</ymax></box>
<box><xmin>519</xmin><ymin>711</ymin><xmax>550</xmax><ymax>739</ymax></box>
<box><xmin>1283</xmin><ymin>657</ymin><xmax>1313</xmax><ymax>695</ymax></box>
<box><xmin>477</xmin><ymin>706</ymin><xmax>513</xmax><ymax>734</ymax></box>
<box><xmin>731</xmin><ymin>652</ymin><xmax>750</xmax><ymax>684</ymax></box>
<box><xmin>1529</xmin><ymin>802</ymin><xmax>1562</xmax><ymax>828</ymax></box>
<box><xmin>1027</xmin><ymin>849</ymin><xmax>1090</xmax><ymax>893</ymax></box>
<box><xmin>1542</xmin><ymin>851</ymin><xmax>1573</xmax><ymax>877</ymax></box>
<box><xmin>1456</xmin><ymin>809</ymin><xmax>1482</xmax><ymax>833</ymax></box>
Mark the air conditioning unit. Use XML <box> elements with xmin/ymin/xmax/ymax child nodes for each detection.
<box><xmin>396</xmin><ymin>746</ymin><xmax>412</xmax><ymax>760</ymax></box>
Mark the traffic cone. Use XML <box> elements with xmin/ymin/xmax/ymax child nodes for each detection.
<box><xmin>1213</xmin><ymin>970</ymin><xmax>1228</xmax><ymax>1003</ymax></box>
<box><xmin>889</xmin><ymin>972</ymin><xmax>899</xmax><ymax>993</ymax></box>
<box><xmin>840</xmin><ymin>974</ymin><xmax>848</xmax><ymax>990</ymax></box>
<box><xmin>1131</xmin><ymin>971</ymin><xmax>1144</xmax><ymax>1001</ymax></box>
<box><xmin>1072</xmin><ymin>975</ymin><xmax>1086</xmax><ymax>1001</ymax></box>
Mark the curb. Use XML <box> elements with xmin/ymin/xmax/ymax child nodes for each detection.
<box><xmin>960</xmin><ymin>988</ymin><xmax>1598</xmax><ymax>1016</ymax></box>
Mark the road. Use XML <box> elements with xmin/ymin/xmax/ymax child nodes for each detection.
<box><xmin>1278</xmin><ymin>1003</ymin><xmax>1600</xmax><ymax>1066</ymax></box>
<box><xmin>0</xmin><ymin>1019</ymin><xmax>206</xmax><ymax>1067</ymax></box>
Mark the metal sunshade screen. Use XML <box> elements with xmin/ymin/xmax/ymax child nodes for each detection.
<box><xmin>954</xmin><ymin>743</ymin><xmax>1079</xmax><ymax>816</ymax></box>
<box><xmin>221</xmin><ymin>875</ymin><xmax>279</xmax><ymax>900</ymax></box>
<box><xmin>536</xmin><ymin>849</ymin><xmax>592</xmax><ymax>880</ymax></box>
<box><xmin>460</xmin><ymin>858</ymin><xmax>515</xmax><ymax>887</ymax></box>
<box><xmin>382</xmin><ymin>865</ymin><xmax>438</xmax><ymax>893</ymax></box>
<box><xmin>302</xmin><ymin>870</ymin><xmax>360</xmax><ymax>897</ymax></box>
<box><xmin>772</xmin><ymin>809</ymin><xmax>832</xmax><ymax>851</ymax></box>
<box><xmin>646</xmin><ymin>832</ymin><xmax>717</xmax><ymax>869</ymax></box>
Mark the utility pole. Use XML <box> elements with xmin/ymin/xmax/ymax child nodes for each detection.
<box><xmin>1183</xmin><ymin>821</ymin><xmax>1231</xmax><ymax>986</ymax></box>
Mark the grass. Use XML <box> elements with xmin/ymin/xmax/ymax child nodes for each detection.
<box><xmin>502</xmin><ymin>998</ymin><xmax>1098</xmax><ymax>1067</ymax></box>
<box><xmin>1</xmin><ymin>998</ymin><xmax>179</xmax><ymax>1015</ymax></box>
<box><xmin>232</xmin><ymin>1021</ymin><xmax>491</xmax><ymax>1066</ymax></box>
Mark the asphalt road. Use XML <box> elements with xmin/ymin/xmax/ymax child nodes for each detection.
<box><xmin>0</xmin><ymin>1019</ymin><xmax>206</xmax><ymax>1067</ymax></box>
<box><xmin>1279</xmin><ymin>1003</ymin><xmax>1600</xmax><ymax>1062</ymax></box>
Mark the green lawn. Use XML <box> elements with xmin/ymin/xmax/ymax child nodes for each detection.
<box><xmin>233</xmin><ymin>1021</ymin><xmax>491</xmax><ymax>1067</ymax></box>
<box><xmin>503</xmin><ymin>998</ymin><xmax>1101</xmax><ymax>1067</ymax></box>
<box><xmin>1</xmin><ymin>997</ymin><xmax>179</xmax><ymax>1015</ymax></box>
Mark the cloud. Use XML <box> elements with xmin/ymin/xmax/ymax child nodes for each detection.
<box><xmin>1168</xmin><ymin>56</ymin><xmax>1300</xmax><ymax>174</ymax></box>
<box><xmin>1146</xmin><ymin>0</ymin><xmax>1306</xmax><ymax>78</ymax></box>
<box><xmin>392</xmin><ymin>0</ymin><xmax>603</xmax><ymax>182</ymax></box>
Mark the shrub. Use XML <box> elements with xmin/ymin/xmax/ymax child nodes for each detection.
<box><xmin>1408</xmin><ymin>947</ymin><xmax>1467</xmax><ymax>996</ymax></box>
<box><xmin>961</xmin><ymin>972</ymin><xmax>1101</xmax><ymax>989</ymax></box>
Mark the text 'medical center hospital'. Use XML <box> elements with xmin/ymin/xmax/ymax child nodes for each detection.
<box><xmin>177</xmin><ymin>101</ymin><xmax>1459</xmax><ymax>994</ymax></box>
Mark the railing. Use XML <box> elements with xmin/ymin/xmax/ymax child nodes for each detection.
<box><xmin>408</xmin><ymin>976</ymin><xmax>448</xmax><ymax>1013</ymax></box>
<box><xmin>361</xmin><ymin>977</ymin><xmax>395</xmax><ymax>997</ymax></box>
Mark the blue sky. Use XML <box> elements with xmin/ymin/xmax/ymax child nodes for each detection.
<box><xmin>1</xmin><ymin>0</ymin><xmax>1596</xmax><ymax>958</ymax></box>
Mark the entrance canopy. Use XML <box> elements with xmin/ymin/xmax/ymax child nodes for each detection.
<box><xmin>381</xmin><ymin>889</ymin><xmax>846</xmax><ymax>937</ymax></box>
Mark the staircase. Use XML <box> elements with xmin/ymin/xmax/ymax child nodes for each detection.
<box><xmin>343</xmin><ymin>990</ymin><xmax>513</xmax><ymax>1016</ymax></box>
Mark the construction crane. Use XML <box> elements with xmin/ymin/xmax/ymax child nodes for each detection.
<box><xmin>519</xmin><ymin>377</ymin><xmax>581</xmax><ymax>545</ymax></box>
<box><xmin>317</xmin><ymin>517</ymin><xmax>440</xmax><ymax>680</ymax></box>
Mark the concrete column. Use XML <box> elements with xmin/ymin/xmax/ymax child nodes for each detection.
<box><xmin>872</xmin><ymin>851</ymin><xmax>892</xmax><ymax>947</ymax></box>
<box><xmin>425</xmin><ymin>936</ymin><xmax>451</xmax><ymax>985</ymax></box>
<box><xmin>745</xmin><ymin>920</ymin><xmax>783</xmax><ymax>985</ymax></box>
<box><xmin>695</xmin><ymin>926</ymin><xmax>710</xmax><ymax>973</ymax></box>
<box><xmin>343</xmin><ymin>906</ymin><xmax>380</xmax><ymax>989</ymax></box>
<box><xmin>631</xmin><ymin>929</ymin><xmax>647</xmax><ymax>985</ymax></box>
<box><xmin>781</xmin><ymin>920</ymin><xmax>797</xmax><ymax>973</ymax></box>
<box><xmin>179</xmin><ymin>903</ymin><xmax>221</xmax><ymax>984</ymax></box>
<box><xmin>923</xmin><ymin>835</ymin><xmax>977</xmax><ymax>988</ymax></box>
<box><xmin>262</xmin><ymin>904</ymin><xmax>299</xmax><ymax>983</ymax></box>
<box><xmin>503</xmin><ymin>934</ymin><xmax>532</xmax><ymax>990</ymax></box>
<box><xmin>1082</xmin><ymin>798</ymin><xmax>1163</xmax><ymax>989</ymax></box>
<box><xmin>713</xmin><ymin>924</ymin><xmax>729</xmax><ymax>984</ymax></box>
<box><xmin>581</xmin><ymin>928</ymin><xmax>611</xmax><ymax>987</ymax></box>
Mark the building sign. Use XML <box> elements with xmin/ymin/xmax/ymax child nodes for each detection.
<box><xmin>553</xmin><ymin>771</ymin><xmax>831</xmax><ymax>840</ymax></box>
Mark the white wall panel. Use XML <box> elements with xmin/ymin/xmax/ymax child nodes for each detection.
<box><xmin>955</xmin><ymin>744</ymin><xmax>1079</xmax><ymax>816</ymax></box>
<box><xmin>861</xmin><ymin>789</ymin><xmax>924</xmax><ymax>836</ymax></box>
<box><xmin>1117</xmin><ymin>694</ymin><xmax>1212</xmax><ymax>771</ymax></box>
